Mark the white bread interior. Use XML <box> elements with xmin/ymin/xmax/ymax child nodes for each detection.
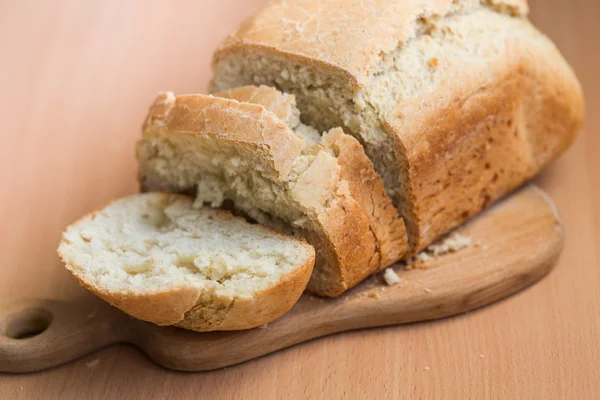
<box><xmin>58</xmin><ymin>192</ymin><xmax>314</xmax><ymax>331</ymax></box>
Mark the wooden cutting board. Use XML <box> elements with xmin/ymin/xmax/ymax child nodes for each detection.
<box><xmin>0</xmin><ymin>185</ymin><xmax>563</xmax><ymax>373</ymax></box>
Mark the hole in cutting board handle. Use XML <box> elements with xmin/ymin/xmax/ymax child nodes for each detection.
<box><xmin>4</xmin><ymin>308</ymin><xmax>53</xmax><ymax>339</ymax></box>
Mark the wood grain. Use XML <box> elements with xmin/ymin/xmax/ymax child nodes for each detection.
<box><xmin>0</xmin><ymin>185</ymin><xmax>562</xmax><ymax>373</ymax></box>
<box><xmin>0</xmin><ymin>0</ymin><xmax>598</xmax><ymax>398</ymax></box>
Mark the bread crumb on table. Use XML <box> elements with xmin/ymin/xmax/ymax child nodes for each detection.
<box><xmin>479</xmin><ymin>354</ymin><xmax>484</xmax><ymax>358</ymax></box>
<box><xmin>383</xmin><ymin>268</ymin><xmax>402</xmax><ymax>286</ymax></box>
<box><xmin>423</xmin><ymin>366</ymin><xmax>430</xmax><ymax>371</ymax></box>
<box><xmin>368</xmin><ymin>290</ymin><xmax>381</xmax><ymax>299</ymax></box>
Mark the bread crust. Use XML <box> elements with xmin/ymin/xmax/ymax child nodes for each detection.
<box><xmin>143</xmin><ymin>92</ymin><xmax>304</xmax><ymax>179</ymax></box>
<box><xmin>138</xmin><ymin>88</ymin><xmax>408</xmax><ymax>297</ymax></box>
<box><xmin>177</xmin><ymin>252</ymin><xmax>313</xmax><ymax>330</ymax></box>
<box><xmin>58</xmin><ymin>193</ymin><xmax>315</xmax><ymax>331</ymax></box>
<box><xmin>214</xmin><ymin>85</ymin><xmax>299</xmax><ymax>126</ymax></box>
<box><xmin>212</xmin><ymin>0</ymin><xmax>584</xmax><ymax>254</ymax></box>
<box><xmin>321</xmin><ymin>128</ymin><xmax>408</xmax><ymax>267</ymax></box>
<box><xmin>214</xmin><ymin>0</ymin><xmax>528</xmax><ymax>86</ymax></box>
<box><xmin>387</xmin><ymin>42</ymin><xmax>584</xmax><ymax>252</ymax></box>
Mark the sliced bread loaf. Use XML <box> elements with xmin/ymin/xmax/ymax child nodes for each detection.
<box><xmin>211</xmin><ymin>0</ymin><xmax>584</xmax><ymax>254</ymax></box>
<box><xmin>58</xmin><ymin>192</ymin><xmax>314</xmax><ymax>331</ymax></box>
<box><xmin>137</xmin><ymin>86</ymin><xmax>408</xmax><ymax>296</ymax></box>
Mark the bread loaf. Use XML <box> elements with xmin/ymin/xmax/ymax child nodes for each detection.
<box><xmin>58</xmin><ymin>192</ymin><xmax>314</xmax><ymax>331</ymax></box>
<box><xmin>211</xmin><ymin>0</ymin><xmax>584</xmax><ymax>253</ymax></box>
<box><xmin>137</xmin><ymin>86</ymin><xmax>408</xmax><ymax>296</ymax></box>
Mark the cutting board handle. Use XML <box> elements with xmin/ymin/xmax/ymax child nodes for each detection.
<box><xmin>0</xmin><ymin>298</ymin><xmax>126</xmax><ymax>373</ymax></box>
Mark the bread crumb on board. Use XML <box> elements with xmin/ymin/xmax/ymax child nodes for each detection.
<box><xmin>423</xmin><ymin>366</ymin><xmax>430</xmax><ymax>371</ymax></box>
<box><xmin>428</xmin><ymin>232</ymin><xmax>473</xmax><ymax>256</ymax></box>
<box><xmin>405</xmin><ymin>232</ymin><xmax>473</xmax><ymax>270</ymax></box>
<box><xmin>368</xmin><ymin>290</ymin><xmax>381</xmax><ymax>299</ymax></box>
<box><xmin>383</xmin><ymin>268</ymin><xmax>402</xmax><ymax>286</ymax></box>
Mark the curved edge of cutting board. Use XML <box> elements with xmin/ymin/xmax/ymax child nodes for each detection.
<box><xmin>0</xmin><ymin>184</ymin><xmax>563</xmax><ymax>373</ymax></box>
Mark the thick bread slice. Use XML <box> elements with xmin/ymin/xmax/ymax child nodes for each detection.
<box><xmin>138</xmin><ymin>86</ymin><xmax>408</xmax><ymax>297</ymax></box>
<box><xmin>58</xmin><ymin>192</ymin><xmax>314</xmax><ymax>331</ymax></box>
<box><xmin>211</xmin><ymin>0</ymin><xmax>584</xmax><ymax>254</ymax></box>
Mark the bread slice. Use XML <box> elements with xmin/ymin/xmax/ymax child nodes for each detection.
<box><xmin>211</xmin><ymin>0</ymin><xmax>584</xmax><ymax>254</ymax></box>
<box><xmin>137</xmin><ymin>86</ymin><xmax>408</xmax><ymax>297</ymax></box>
<box><xmin>58</xmin><ymin>192</ymin><xmax>314</xmax><ymax>331</ymax></box>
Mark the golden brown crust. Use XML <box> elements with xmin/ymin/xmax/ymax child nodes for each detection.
<box><xmin>309</xmin><ymin>187</ymin><xmax>378</xmax><ymax>296</ymax></box>
<box><xmin>144</xmin><ymin>92</ymin><xmax>304</xmax><ymax>179</ymax></box>
<box><xmin>65</xmin><ymin>264</ymin><xmax>202</xmax><ymax>326</ymax></box>
<box><xmin>139</xmin><ymin>89</ymin><xmax>408</xmax><ymax>297</ymax></box>
<box><xmin>66</xmin><ymin>256</ymin><xmax>314</xmax><ymax>331</ymax></box>
<box><xmin>321</xmin><ymin>129</ymin><xmax>408</xmax><ymax>268</ymax></box>
<box><xmin>196</xmin><ymin>251</ymin><xmax>313</xmax><ymax>330</ymax></box>
<box><xmin>213</xmin><ymin>85</ymin><xmax>299</xmax><ymax>126</ymax></box>
<box><xmin>58</xmin><ymin>193</ymin><xmax>315</xmax><ymax>331</ymax></box>
<box><xmin>214</xmin><ymin>0</ymin><xmax>528</xmax><ymax>86</ymax></box>
<box><xmin>386</xmin><ymin>30</ymin><xmax>584</xmax><ymax>253</ymax></box>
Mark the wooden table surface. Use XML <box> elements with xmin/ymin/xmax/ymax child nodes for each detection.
<box><xmin>0</xmin><ymin>1</ymin><xmax>598</xmax><ymax>398</ymax></box>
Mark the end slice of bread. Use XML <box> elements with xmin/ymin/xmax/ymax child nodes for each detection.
<box><xmin>58</xmin><ymin>192</ymin><xmax>314</xmax><ymax>331</ymax></box>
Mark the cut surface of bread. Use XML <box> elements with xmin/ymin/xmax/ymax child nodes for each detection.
<box><xmin>138</xmin><ymin>86</ymin><xmax>408</xmax><ymax>296</ymax></box>
<box><xmin>211</xmin><ymin>0</ymin><xmax>584</xmax><ymax>254</ymax></box>
<box><xmin>58</xmin><ymin>192</ymin><xmax>314</xmax><ymax>331</ymax></box>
